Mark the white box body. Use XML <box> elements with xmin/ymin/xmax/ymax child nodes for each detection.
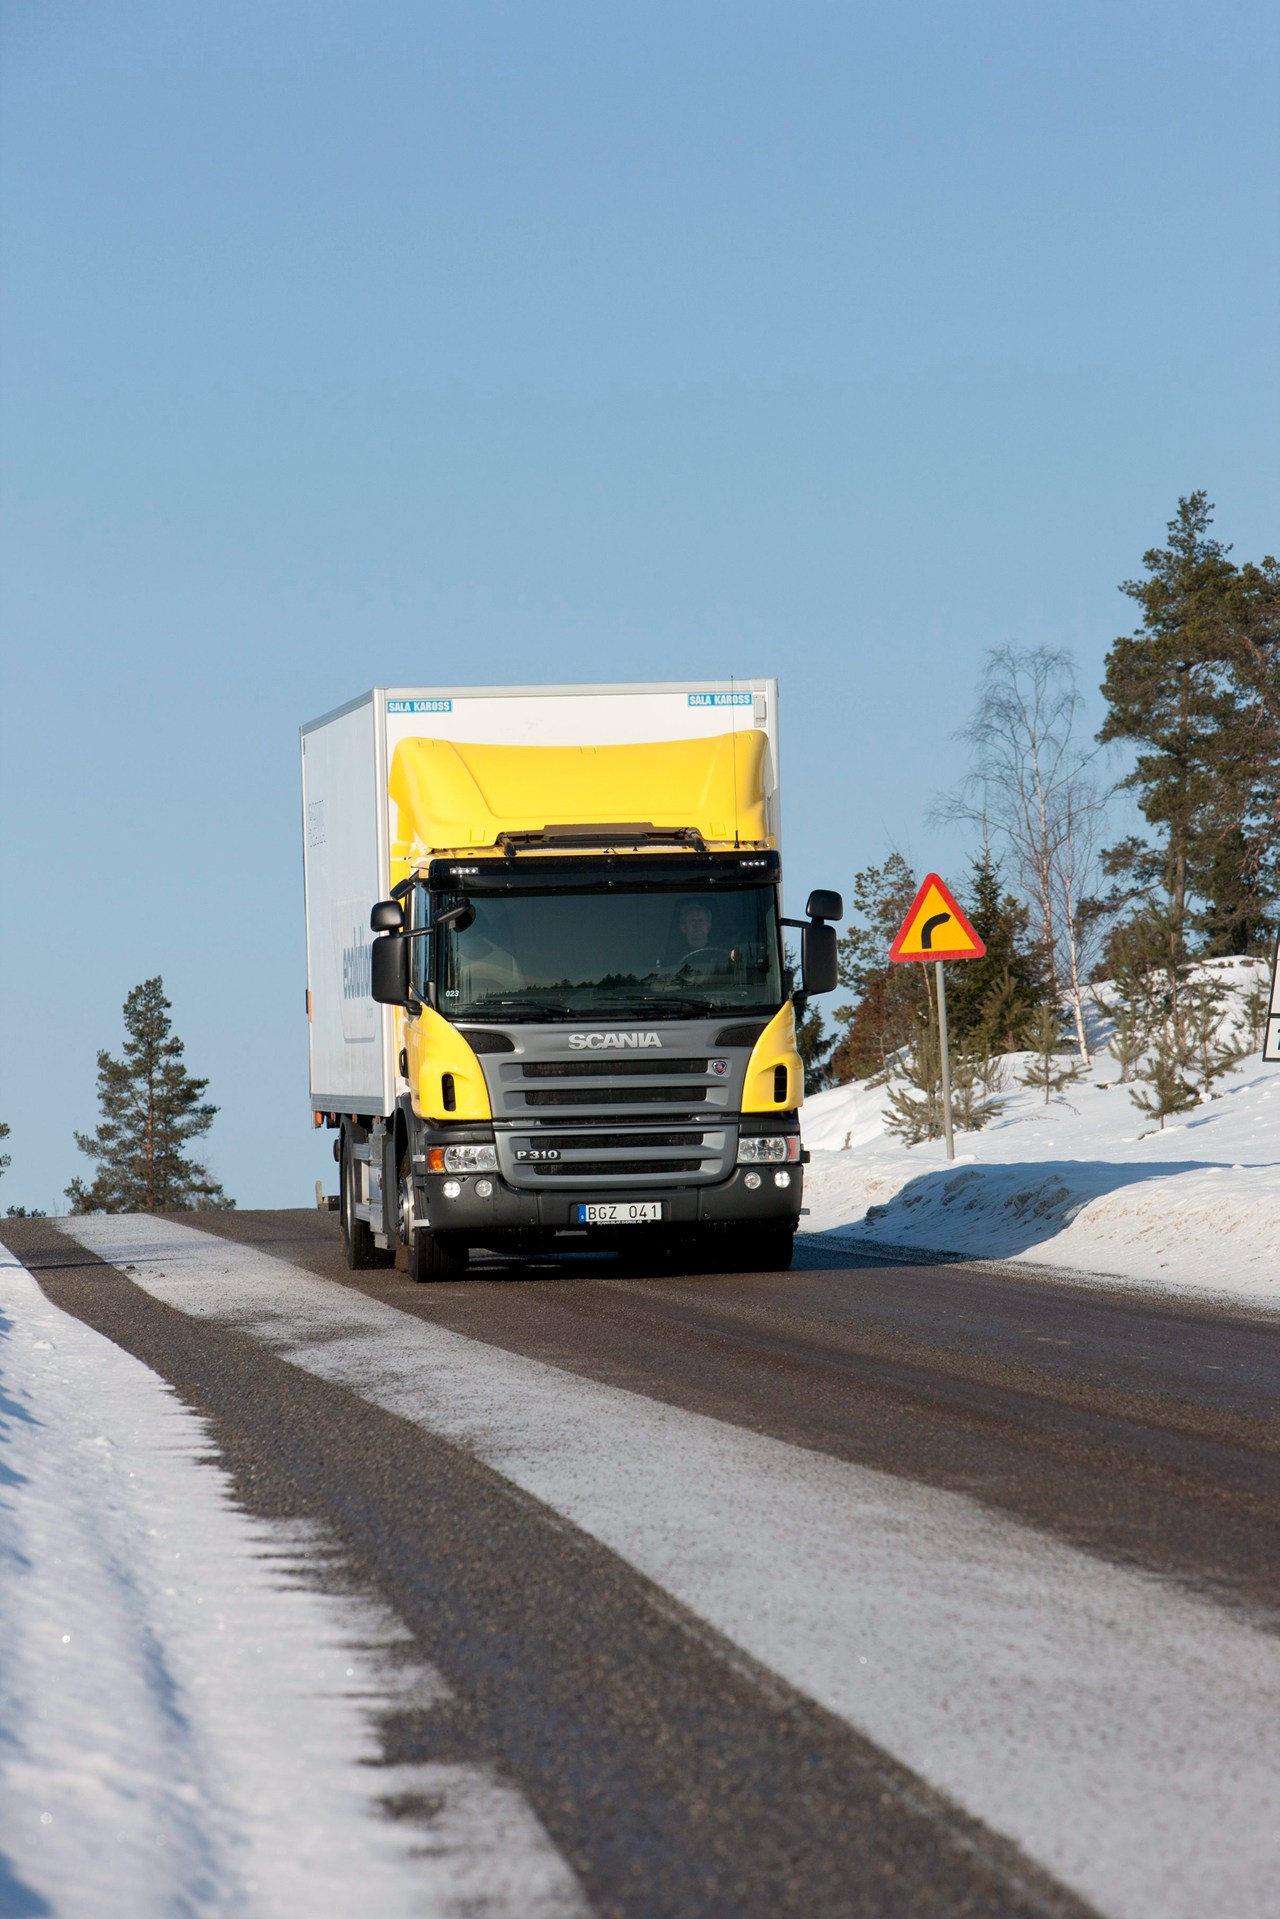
<box><xmin>300</xmin><ymin>681</ymin><xmax>781</xmax><ymax>1115</ymax></box>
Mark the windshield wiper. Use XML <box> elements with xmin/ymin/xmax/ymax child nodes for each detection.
<box><xmin>591</xmin><ymin>995</ymin><xmax>724</xmax><ymax>1018</ymax></box>
<box><xmin>465</xmin><ymin>997</ymin><xmax>578</xmax><ymax>1020</ymax></box>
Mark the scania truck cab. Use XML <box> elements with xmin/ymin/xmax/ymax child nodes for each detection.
<box><xmin>300</xmin><ymin>683</ymin><xmax>841</xmax><ymax>1280</ymax></box>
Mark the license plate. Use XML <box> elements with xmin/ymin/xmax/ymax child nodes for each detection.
<box><xmin>573</xmin><ymin>1202</ymin><xmax>664</xmax><ymax>1225</ymax></box>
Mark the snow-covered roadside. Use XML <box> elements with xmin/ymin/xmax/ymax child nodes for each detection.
<box><xmin>0</xmin><ymin>1243</ymin><xmax>586</xmax><ymax>1919</ymax></box>
<box><xmin>801</xmin><ymin>959</ymin><xmax>1280</xmax><ymax>1305</ymax></box>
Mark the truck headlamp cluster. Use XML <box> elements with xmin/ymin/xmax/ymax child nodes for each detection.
<box><xmin>427</xmin><ymin>1144</ymin><xmax>499</xmax><ymax>1174</ymax></box>
<box><xmin>736</xmin><ymin>1135</ymin><xmax>801</xmax><ymax>1165</ymax></box>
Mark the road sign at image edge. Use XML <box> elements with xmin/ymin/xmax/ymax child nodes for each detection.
<box><xmin>1264</xmin><ymin>931</ymin><xmax>1280</xmax><ymax>1062</ymax></box>
<box><xmin>889</xmin><ymin>874</ymin><xmax>986</xmax><ymax>963</ymax></box>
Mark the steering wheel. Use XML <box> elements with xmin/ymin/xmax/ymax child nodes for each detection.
<box><xmin>678</xmin><ymin>946</ymin><xmax>734</xmax><ymax>967</ymax></box>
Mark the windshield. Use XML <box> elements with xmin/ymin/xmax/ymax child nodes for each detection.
<box><xmin>437</xmin><ymin>886</ymin><xmax>783</xmax><ymax>1020</ymax></box>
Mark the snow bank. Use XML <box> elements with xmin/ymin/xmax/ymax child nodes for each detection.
<box><xmin>802</xmin><ymin>957</ymin><xmax>1280</xmax><ymax>1304</ymax></box>
<box><xmin>0</xmin><ymin>1245</ymin><xmax>585</xmax><ymax>1919</ymax></box>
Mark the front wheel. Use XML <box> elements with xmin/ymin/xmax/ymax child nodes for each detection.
<box><xmin>397</xmin><ymin>1161</ymin><xmax>469</xmax><ymax>1282</ymax></box>
<box><xmin>408</xmin><ymin>1228</ymin><xmax>469</xmax><ymax>1283</ymax></box>
<box><xmin>714</xmin><ymin>1225</ymin><xmax>795</xmax><ymax>1274</ymax></box>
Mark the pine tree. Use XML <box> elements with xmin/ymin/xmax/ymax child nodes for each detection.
<box><xmin>1095</xmin><ymin>914</ymin><xmax>1166</xmax><ymax>1082</ymax></box>
<box><xmin>1098</xmin><ymin>495</ymin><xmax>1279</xmax><ymax>955</ymax></box>
<box><xmin>1101</xmin><ymin>897</ymin><xmax>1192</xmax><ymax>1058</ymax></box>
<box><xmin>1181</xmin><ymin>974</ymin><xmax>1248</xmax><ymax>1097</ymax></box>
<box><xmin>883</xmin><ymin>1014</ymin><xmax>1006</xmax><ymax>1143</ymax></box>
<box><xmin>0</xmin><ymin>1123</ymin><xmax>46</xmax><ymax>1215</ymax></box>
<box><xmin>830</xmin><ymin>855</ymin><xmax>926</xmax><ymax>1080</ymax></box>
<box><xmin>882</xmin><ymin>1016</ymin><xmax>944</xmax><ymax>1144</ymax></box>
<box><xmin>1104</xmin><ymin>1000</ymin><xmax>1149</xmax><ymax>1084</ymax></box>
<box><xmin>1129</xmin><ymin>1036</ymin><xmax>1198</xmax><ymax>1131</ymax></box>
<box><xmin>67</xmin><ymin>978</ymin><xmax>233</xmax><ymax>1214</ymax></box>
<box><xmin>943</xmin><ymin>850</ymin><xmax>1048</xmax><ymax>1050</ymax></box>
<box><xmin>1243</xmin><ymin>968</ymin><xmax>1271</xmax><ymax>1052</ymax></box>
<box><xmin>950</xmin><ymin>1040</ymin><xmax>1007</xmax><ymax>1131</ymax></box>
<box><xmin>795</xmin><ymin>1001</ymin><xmax>835</xmax><ymax>1094</ymax></box>
<box><xmin>1099</xmin><ymin>904</ymin><xmax>1204</xmax><ymax>1125</ymax></box>
<box><xmin>1019</xmin><ymin>1004</ymin><xmax>1083</xmax><ymax>1104</ymax></box>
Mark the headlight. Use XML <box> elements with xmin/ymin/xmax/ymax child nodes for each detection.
<box><xmin>737</xmin><ymin>1135</ymin><xmax>801</xmax><ymax>1164</ymax></box>
<box><xmin>438</xmin><ymin>1143</ymin><xmax>498</xmax><ymax>1173</ymax></box>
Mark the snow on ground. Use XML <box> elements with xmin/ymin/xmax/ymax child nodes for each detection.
<box><xmin>0</xmin><ymin>1244</ymin><xmax>586</xmax><ymax>1919</ymax></box>
<box><xmin>801</xmin><ymin>956</ymin><xmax>1280</xmax><ymax>1305</ymax></box>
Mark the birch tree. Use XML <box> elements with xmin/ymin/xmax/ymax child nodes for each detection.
<box><xmin>937</xmin><ymin>647</ymin><xmax>1107</xmax><ymax>1064</ymax></box>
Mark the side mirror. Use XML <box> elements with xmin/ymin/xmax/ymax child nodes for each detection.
<box><xmin>801</xmin><ymin>920</ymin><xmax>838</xmax><ymax>996</ymax></box>
<box><xmin>370</xmin><ymin>934</ymin><xmax>410</xmax><ymax>1006</ymax></box>
<box><xmin>370</xmin><ymin>900</ymin><xmax>403</xmax><ymax>932</ymax></box>
<box><xmin>806</xmin><ymin>888</ymin><xmax>843</xmax><ymax>923</ymax></box>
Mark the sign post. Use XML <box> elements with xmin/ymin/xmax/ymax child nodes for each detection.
<box><xmin>889</xmin><ymin>873</ymin><xmax>986</xmax><ymax>1160</ymax></box>
<box><xmin>935</xmin><ymin>958</ymin><xmax>954</xmax><ymax>1158</ymax></box>
<box><xmin>1265</xmin><ymin>930</ymin><xmax>1280</xmax><ymax>1064</ymax></box>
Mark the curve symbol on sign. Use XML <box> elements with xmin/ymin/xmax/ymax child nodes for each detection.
<box><xmin>920</xmin><ymin>912</ymin><xmax>952</xmax><ymax>951</ymax></box>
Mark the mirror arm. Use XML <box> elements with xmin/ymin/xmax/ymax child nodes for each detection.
<box><xmin>432</xmin><ymin>899</ymin><xmax>474</xmax><ymax>931</ymax></box>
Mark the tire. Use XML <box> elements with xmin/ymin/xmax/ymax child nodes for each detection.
<box><xmin>747</xmin><ymin>1225</ymin><xmax>796</xmax><ymax>1273</ymax></box>
<box><xmin>408</xmin><ymin>1227</ymin><xmax>469</xmax><ymax>1283</ymax></box>
<box><xmin>396</xmin><ymin>1155</ymin><xmax>469</xmax><ymax>1282</ymax></box>
<box><xmin>340</xmin><ymin>1126</ymin><xmax>376</xmax><ymax>1270</ymax></box>
<box><xmin>712</xmin><ymin>1225</ymin><xmax>795</xmax><ymax>1274</ymax></box>
<box><xmin>615</xmin><ymin>1238</ymin><xmax>680</xmax><ymax>1278</ymax></box>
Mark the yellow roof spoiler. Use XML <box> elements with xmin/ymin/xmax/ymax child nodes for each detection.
<box><xmin>389</xmin><ymin>731</ymin><xmax>772</xmax><ymax>883</ymax></box>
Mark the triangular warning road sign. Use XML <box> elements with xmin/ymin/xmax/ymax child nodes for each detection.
<box><xmin>889</xmin><ymin>873</ymin><xmax>986</xmax><ymax>963</ymax></box>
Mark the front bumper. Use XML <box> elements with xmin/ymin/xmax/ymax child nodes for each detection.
<box><xmin>415</xmin><ymin>1164</ymin><xmax>803</xmax><ymax>1235</ymax></box>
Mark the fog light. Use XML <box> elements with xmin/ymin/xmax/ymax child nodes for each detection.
<box><xmin>744</xmin><ymin>1172</ymin><xmax>761</xmax><ymax>1191</ymax></box>
<box><xmin>774</xmin><ymin>1170</ymin><xmax>791</xmax><ymax>1188</ymax></box>
<box><xmin>442</xmin><ymin>1179</ymin><xmax>462</xmax><ymax>1199</ymax></box>
<box><xmin>475</xmin><ymin>1179</ymin><xmax>494</xmax><ymax>1199</ymax></box>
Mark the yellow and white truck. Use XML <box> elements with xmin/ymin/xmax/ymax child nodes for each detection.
<box><xmin>300</xmin><ymin>682</ymin><xmax>841</xmax><ymax>1279</ymax></box>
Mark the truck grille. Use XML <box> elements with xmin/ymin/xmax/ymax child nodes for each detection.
<box><xmin>530</xmin><ymin>1131</ymin><xmax>705</xmax><ymax>1150</ymax></box>
<box><xmin>523</xmin><ymin>1085</ymin><xmax>710</xmax><ymax>1108</ymax></box>
<box><xmin>521</xmin><ymin>1057</ymin><xmax>707</xmax><ymax>1079</ymax></box>
<box><xmin>525</xmin><ymin>1158</ymin><xmax>703</xmax><ymax>1178</ymax></box>
<box><xmin>485</xmin><ymin>1031</ymin><xmax>745</xmax><ymax>1188</ymax></box>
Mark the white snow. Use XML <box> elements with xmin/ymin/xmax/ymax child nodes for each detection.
<box><xmin>802</xmin><ymin>956</ymin><xmax>1280</xmax><ymax>1303</ymax></box>
<box><xmin>52</xmin><ymin>1214</ymin><xmax>1280</xmax><ymax>1919</ymax></box>
<box><xmin>0</xmin><ymin>1242</ymin><xmax>587</xmax><ymax>1919</ymax></box>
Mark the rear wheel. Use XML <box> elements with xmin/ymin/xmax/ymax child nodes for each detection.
<box><xmin>340</xmin><ymin>1125</ymin><xmax>376</xmax><ymax>1270</ymax></box>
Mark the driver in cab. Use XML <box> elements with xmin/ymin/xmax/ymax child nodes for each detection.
<box><xmin>668</xmin><ymin>899</ymin><xmax>730</xmax><ymax>976</ymax></box>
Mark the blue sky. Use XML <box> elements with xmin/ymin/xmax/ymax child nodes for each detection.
<box><xmin>1</xmin><ymin>0</ymin><xmax>1276</xmax><ymax>1210</ymax></box>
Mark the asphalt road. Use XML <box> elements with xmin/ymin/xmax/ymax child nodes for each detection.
<box><xmin>7</xmin><ymin>1210</ymin><xmax>1279</xmax><ymax>1919</ymax></box>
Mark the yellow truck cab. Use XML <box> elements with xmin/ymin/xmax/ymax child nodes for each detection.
<box><xmin>301</xmin><ymin>683</ymin><xmax>841</xmax><ymax>1280</ymax></box>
